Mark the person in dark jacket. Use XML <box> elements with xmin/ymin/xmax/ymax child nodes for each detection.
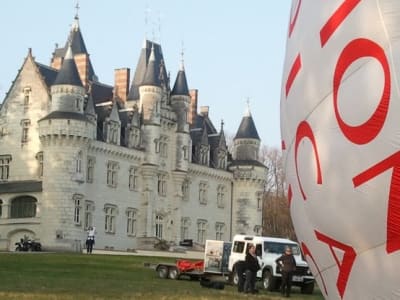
<box><xmin>243</xmin><ymin>243</ymin><xmax>260</xmax><ymax>294</ymax></box>
<box><xmin>275</xmin><ymin>246</ymin><xmax>297</xmax><ymax>297</ymax></box>
<box><xmin>235</xmin><ymin>260</ymin><xmax>247</xmax><ymax>292</ymax></box>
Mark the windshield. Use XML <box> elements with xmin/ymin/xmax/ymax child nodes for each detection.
<box><xmin>264</xmin><ymin>242</ymin><xmax>300</xmax><ymax>255</ymax></box>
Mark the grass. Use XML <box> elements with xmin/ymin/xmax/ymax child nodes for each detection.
<box><xmin>0</xmin><ymin>253</ymin><xmax>324</xmax><ymax>300</ymax></box>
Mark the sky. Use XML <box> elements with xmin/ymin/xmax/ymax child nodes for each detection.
<box><xmin>0</xmin><ymin>0</ymin><xmax>292</xmax><ymax>149</ymax></box>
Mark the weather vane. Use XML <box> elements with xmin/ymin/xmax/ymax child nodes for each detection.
<box><xmin>75</xmin><ymin>1</ymin><xmax>80</xmax><ymax>18</ymax></box>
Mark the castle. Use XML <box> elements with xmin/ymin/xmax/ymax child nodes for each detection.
<box><xmin>0</xmin><ymin>14</ymin><xmax>266</xmax><ymax>252</ymax></box>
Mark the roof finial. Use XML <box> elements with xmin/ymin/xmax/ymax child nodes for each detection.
<box><xmin>180</xmin><ymin>41</ymin><xmax>185</xmax><ymax>71</ymax></box>
<box><xmin>244</xmin><ymin>97</ymin><xmax>251</xmax><ymax>117</ymax></box>
<box><xmin>75</xmin><ymin>1</ymin><xmax>80</xmax><ymax>18</ymax></box>
<box><xmin>72</xmin><ymin>1</ymin><xmax>80</xmax><ymax>31</ymax></box>
<box><xmin>220</xmin><ymin>119</ymin><xmax>224</xmax><ymax>131</ymax></box>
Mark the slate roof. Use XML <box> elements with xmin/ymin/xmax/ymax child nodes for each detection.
<box><xmin>40</xmin><ymin>111</ymin><xmax>90</xmax><ymax>122</ymax></box>
<box><xmin>234</xmin><ymin>114</ymin><xmax>260</xmax><ymax>140</ymax></box>
<box><xmin>127</xmin><ymin>40</ymin><xmax>169</xmax><ymax>100</ymax></box>
<box><xmin>53</xmin><ymin>46</ymin><xmax>83</xmax><ymax>87</ymax></box>
<box><xmin>36</xmin><ymin>63</ymin><xmax>58</xmax><ymax>87</ymax></box>
<box><xmin>228</xmin><ymin>159</ymin><xmax>266</xmax><ymax>168</ymax></box>
<box><xmin>52</xmin><ymin>16</ymin><xmax>96</xmax><ymax>81</ymax></box>
<box><xmin>171</xmin><ymin>67</ymin><xmax>189</xmax><ymax>96</ymax></box>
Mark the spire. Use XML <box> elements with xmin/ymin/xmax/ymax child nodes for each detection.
<box><xmin>172</xmin><ymin>46</ymin><xmax>189</xmax><ymax>95</ymax></box>
<box><xmin>53</xmin><ymin>45</ymin><xmax>83</xmax><ymax>87</ymax></box>
<box><xmin>218</xmin><ymin>119</ymin><xmax>227</xmax><ymax>148</ymax></box>
<box><xmin>84</xmin><ymin>90</ymin><xmax>96</xmax><ymax>116</ymax></box>
<box><xmin>234</xmin><ymin>102</ymin><xmax>260</xmax><ymax>140</ymax></box>
<box><xmin>171</xmin><ymin>63</ymin><xmax>189</xmax><ymax>96</ymax></box>
<box><xmin>72</xmin><ymin>1</ymin><xmax>80</xmax><ymax>32</ymax></box>
<box><xmin>109</xmin><ymin>101</ymin><xmax>120</xmax><ymax>122</ymax></box>
<box><xmin>142</xmin><ymin>44</ymin><xmax>161</xmax><ymax>87</ymax></box>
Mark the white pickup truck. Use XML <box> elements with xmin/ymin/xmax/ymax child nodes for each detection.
<box><xmin>228</xmin><ymin>234</ymin><xmax>315</xmax><ymax>294</ymax></box>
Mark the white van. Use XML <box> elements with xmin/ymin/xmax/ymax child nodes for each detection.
<box><xmin>228</xmin><ymin>234</ymin><xmax>314</xmax><ymax>294</ymax></box>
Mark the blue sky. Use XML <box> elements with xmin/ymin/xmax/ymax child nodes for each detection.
<box><xmin>0</xmin><ymin>1</ymin><xmax>292</xmax><ymax>149</ymax></box>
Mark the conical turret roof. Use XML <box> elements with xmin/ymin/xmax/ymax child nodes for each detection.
<box><xmin>53</xmin><ymin>45</ymin><xmax>83</xmax><ymax>87</ymax></box>
<box><xmin>234</xmin><ymin>106</ymin><xmax>260</xmax><ymax>140</ymax></box>
<box><xmin>171</xmin><ymin>62</ymin><xmax>189</xmax><ymax>96</ymax></box>
<box><xmin>142</xmin><ymin>45</ymin><xmax>161</xmax><ymax>87</ymax></box>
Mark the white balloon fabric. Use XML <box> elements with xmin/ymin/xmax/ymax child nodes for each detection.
<box><xmin>281</xmin><ymin>1</ymin><xmax>400</xmax><ymax>299</ymax></box>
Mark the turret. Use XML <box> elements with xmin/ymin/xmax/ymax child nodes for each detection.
<box><xmin>38</xmin><ymin>44</ymin><xmax>95</xmax><ymax>252</ymax></box>
<box><xmin>139</xmin><ymin>44</ymin><xmax>162</xmax><ymax>123</ymax></box>
<box><xmin>138</xmin><ymin>43</ymin><xmax>163</xmax><ymax>165</ymax></box>
<box><xmin>171</xmin><ymin>60</ymin><xmax>191</xmax><ymax>171</ymax></box>
<box><xmin>232</xmin><ymin>104</ymin><xmax>261</xmax><ymax>161</ymax></box>
<box><xmin>50</xmin><ymin>45</ymin><xmax>86</xmax><ymax>113</ymax></box>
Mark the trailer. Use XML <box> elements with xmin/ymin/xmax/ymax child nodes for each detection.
<box><xmin>151</xmin><ymin>240</ymin><xmax>232</xmax><ymax>282</ymax></box>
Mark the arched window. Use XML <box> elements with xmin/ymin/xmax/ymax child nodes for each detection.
<box><xmin>10</xmin><ymin>196</ymin><xmax>37</xmax><ymax>218</ymax></box>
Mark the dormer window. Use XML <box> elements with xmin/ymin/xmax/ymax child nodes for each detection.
<box><xmin>23</xmin><ymin>87</ymin><xmax>31</xmax><ymax>110</ymax></box>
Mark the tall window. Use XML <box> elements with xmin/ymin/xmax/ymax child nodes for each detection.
<box><xmin>36</xmin><ymin>152</ymin><xmax>43</xmax><ymax>178</ymax></box>
<box><xmin>200</xmin><ymin>145</ymin><xmax>209</xmax><ymax>165</ymax></box>
<box><xmin>73</xmin><ymin>194</ymin><xmax>83</xmax><ymax>225</ymax></box>
<box><xmin>160</xmin><ymin>136</ymin><xmax>168</xmax><ymax>158</ymax></box>
<box><xmin>129</xmin><ymin>167</ymin><xmax>138</xmax><ymax>191</ymax></box>
<box><xmin>199</xmin><ymin>182</ymin><xmax>208</xmax><ymax>205</ymax></box>
<box><xmin>181</xmin><ymin>217</ymin><xmax>190</xmax><ymax>241</ymax></box>
<box><xmin>75</xmin><ymin>151</ymin><xmax>83</xmax><ymax>174</ymax></box>
<box><xmin>217</xmin><ymin>185</ymin><xmax>226</xmax><ymax>208</ymax></box>
<box><xmin>84</xmin><ymin>200</ymin><xmax>94</xmax><ymax>230</ymax></box>
<box><xmin>197</xmin><ymin>219</ymin><xmax>207</xmax><ymax>244</ymax></box>
<box><xmin>155</xmin><ymin>214</ymin><xmax>163</xmax><ymax>239</ymax></box>
<box><xmin>0</xmin><ymin>155</ymin><xmax>11</xmax><ymax>181</ymax></box>
<box><xmin>10</xmin><ymin>196</ymin><xmax>37</xmax><ymax>218</ymax></box>
<box><xmin>182</xmin><ymin>146</ymin><xmax>189</xmax><ymax>160</ymax></box>
<box><xmin>23</xmin><ymin>87</ymin><xmax>31</xmax><ymax>110</ymax></box>
<box><xmin>21</xmin><ymin>119</ymin><xmax>31</xmax><ymax>143</ymax></box>
<box><xmin>215</xmin><ymin>222</ymin><xmax>225</xmax><ymax>240</ymax></box>
<box><xmin>107</xmin><ymin>161</ymin><xmax>119</xmax><ymax>187</ymax></box>
<box><xmin>107</xmin><ymin>121</ymin><xmax>119</xmax><ymax>145</ymax></box>
<box><xmin>0</xmin><ymin>199</ymin><xmax>2</xmax><ymax>218</ymax></box>
<box><xmin>105</xmin><ymin>205</ymin><xmax>117</xmax><ymax>233</ymax></box>
<box><xmin>126</xmin><ymin>208</ymin><xmax>137</xmax><ymax>236</ymax></box>
<box><xmin>157</xmin><ymin>174</ymin><xmax>167</xmax><ymax>196</ymax></box>
<box><xmin>182</xmin><ymin>180</ymin><xmax>189</xmax><ymax>201</ymax></box>
<box><xmin>217</xmin><ymin>150</ymin><xmax>226</xmax><ymax>169</ymax></box>
<box><xmin>257</xmin><ymin>192</ymin><xmax>263</xmax><ymax>211</ymax></box>
<box><xmin>254</xmin><ymin>225</ymin><xmax>262</xmax><ymax>236</ymax></box>
<box><xmin>86</xmin><ymin>157</ymin><xmax>95</xmax><ymax>183</ymax></box>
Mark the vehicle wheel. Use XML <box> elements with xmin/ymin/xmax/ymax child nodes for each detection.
<box><xmin>301</xmin><ymin>281</ymin><xmax>315</xmax><ymax>294</ymax></box>
<box><xmin>157</xmin><ymin>266</ymin><xmax>168</xmax><ymax>279</ymax></box>
<box><xmin>168</xmin><ymin>267</ymin><xmax>179</xmax><ymax>280</ymax></box>
<box><xmin>15</xmin><ymin>246</ymin><xmax>21</xmax><ymax>252</ymax></box>
<box><xmin>232</xmin><ymin>268</ymin><xmax>239</xmax><ymax>285</ymax></box>
<box><xmin>262</xmin><ymin>270</ymin><xmax>278</xmax><ymax>291</ymax></box>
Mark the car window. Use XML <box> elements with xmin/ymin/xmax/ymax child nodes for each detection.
<box><xmin>264</xmin><ymin>242</ymin><xmax>300</xmax><ymax>255</ymax></box>
<box><xmin>232</xmin><ymin>241</ymin><xmax>245</xmax><ymax>253</ymax></box>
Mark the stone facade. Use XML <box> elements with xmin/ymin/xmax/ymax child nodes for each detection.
<box><xmin>0</xmin><ymin>15</ymin><xmax>266</xmax><ymax>252</ymax></box>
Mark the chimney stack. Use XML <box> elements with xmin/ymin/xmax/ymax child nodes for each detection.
<box><xmin>114</xmin><ymin>68</ymin><xmax>130</xmax><ymax>102</ymax></box>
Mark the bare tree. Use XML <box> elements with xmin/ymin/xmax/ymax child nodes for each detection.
<box><xmin>260</xmin><ymin>145</ymin><xmax>296</xmax><ymax>240</ymax></box>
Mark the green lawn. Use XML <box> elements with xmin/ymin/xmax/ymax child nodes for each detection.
<box><xmin>0</xmin><ymin>253</ymin><xmax>324</xmax><ymax>300</ymax></box>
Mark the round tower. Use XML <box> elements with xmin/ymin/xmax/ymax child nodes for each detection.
<box><xmin>171</xmin><ymin>60</ymin><xmax>191</xmax><ymax>172</ymax></box>
<box><xmin>139</xmin><ymin>44</ymin><xmax>162</xmax><ymax>165</ymax></box>
<box><xmin>38</xmin><ymin>45</ymin><xmax>96</xmax><ymax>251</ymax></box>
<box><xmin>229</xmin><ymin>105</ymin><xmax>266</xmax><ymax>236</ymax></box>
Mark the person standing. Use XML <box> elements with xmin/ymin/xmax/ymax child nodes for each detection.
<box><xmin>275</xmin><ymin>246</ymin><xmax>297</xmax><ymax>297</ymax></box>
<box><xmin>243</xmin><ymin>244</ymin><xmax>260</xmax><ymax>294</ymax></box>
<box><xmin>86</xmin><ymin>226</ymin><xmax>96</xmax><ymax>254</ymax></box>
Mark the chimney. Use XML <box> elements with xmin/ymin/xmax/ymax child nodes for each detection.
<box><xmin>74</xmin><ymin>53</ymin><xmax>90</xmax><ymax>88</ymax></box>
<box><xmin>200</xmin><ymin>106</ymin><xmax>209</xmax><ymax>118</ymax></box>
<box><xmin>114</xmin><ymin>68</ymin><xmax>130</xmax><ymax>102</ymax></box>
<box><xmin>189</xmin><ymin>89</ymin><xmax>198</xmax><ymax>125</ymax></box>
